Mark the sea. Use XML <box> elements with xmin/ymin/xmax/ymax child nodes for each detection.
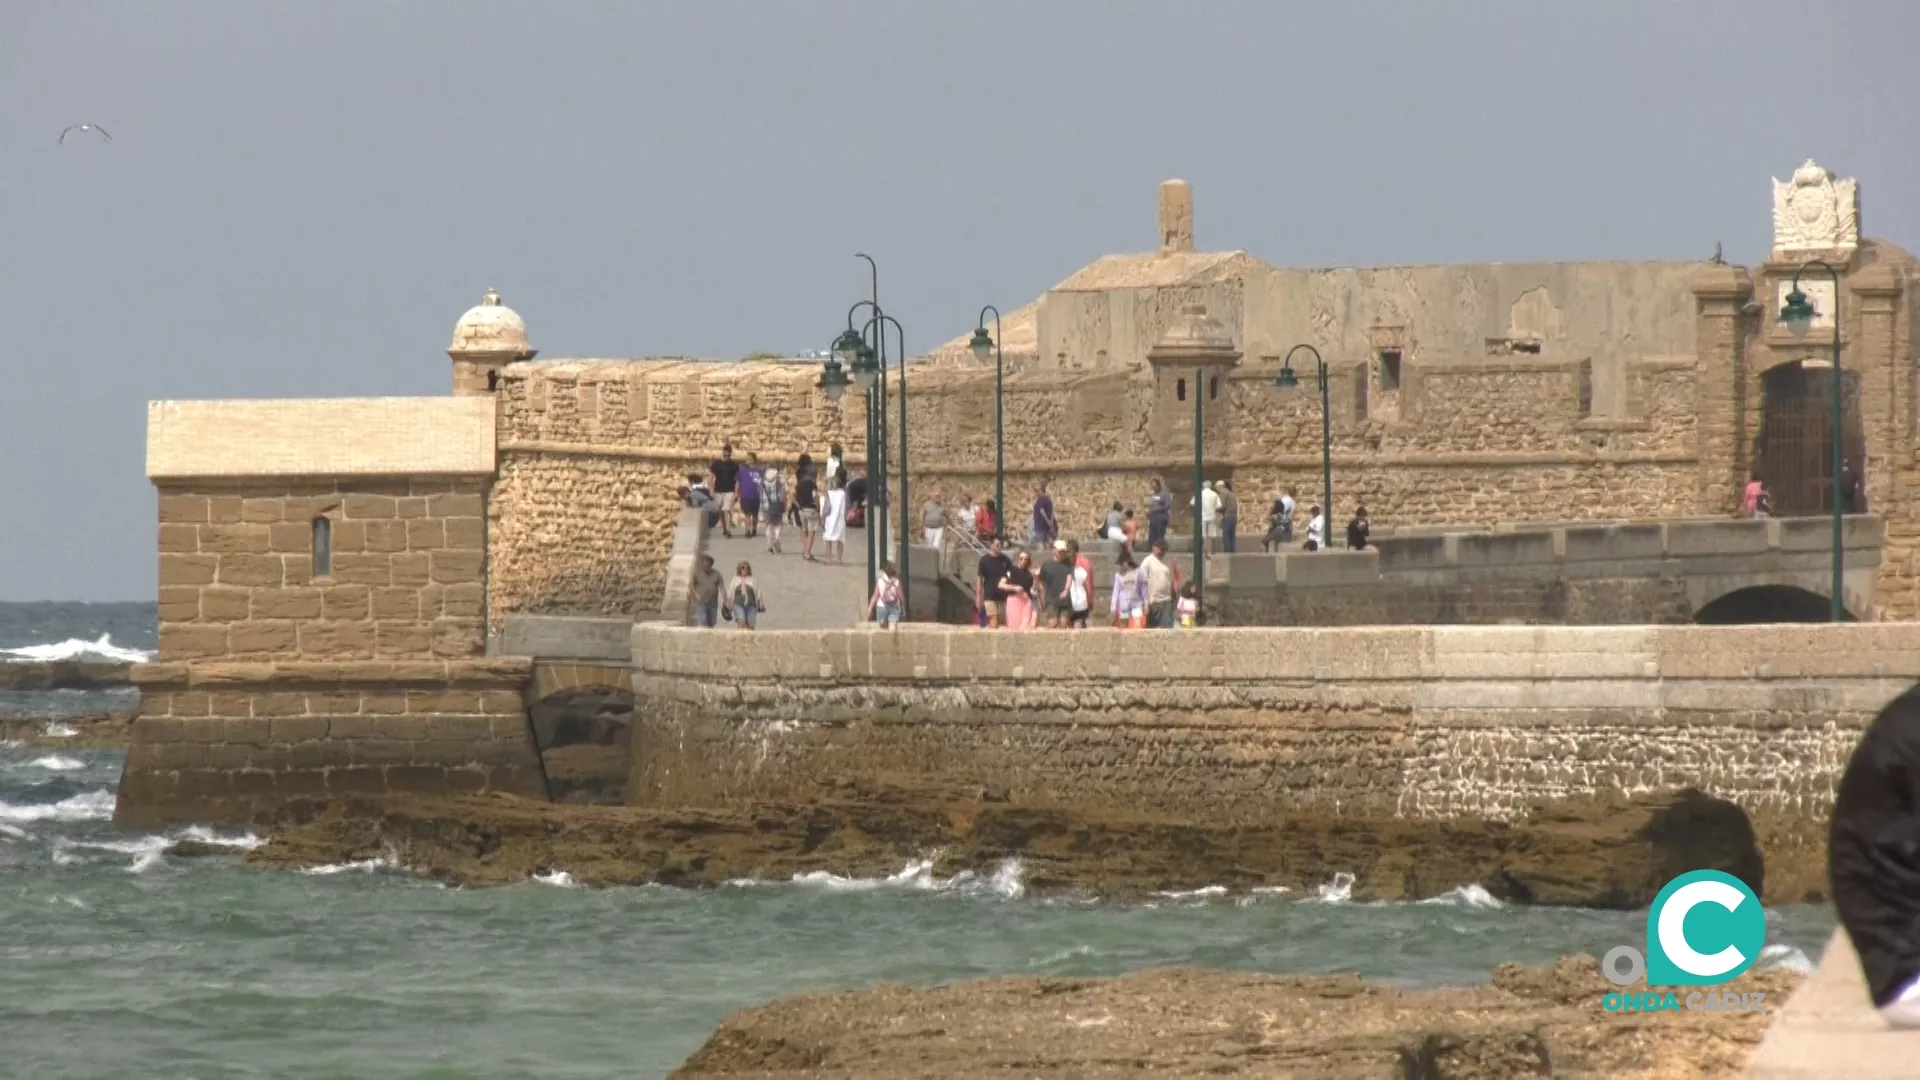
<box><xmin>0</xmin><ymin>602</ymin><xmax>1836</xmax><ymax>1079</ymax></box>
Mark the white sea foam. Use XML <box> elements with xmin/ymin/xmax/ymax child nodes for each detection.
<box><xmin>302</xmin><ymin>855</ymin><xmax>399</xmax><ymax>876</ymax></box>
<box><xmin>1758</xmin><ymin>943</ymin><xmax>1817</xmax><ymax>974</ymax></box>
<box><xmin>66</xmin><ymin>835</ymin><xmax>170</xmax><ymax>857</ymax></box>
<box><xmin>1250</xmin><ymin>885</ymin><xmax>1293</xmax><ymax>895</ymax></box>
<box><xmin>1304</xmin><ymin>872</ymin><xmax>1356</xmax><ymax>904</ymax></box>
<box><xmin>127</xmin><ymin>850</ymin><xmax>167</xmax><ymax>874</ymax></box>
<box><xmin>789</xmin><ymin>857</ymin><xmax>1026</xmax><ymax>898</ymax></box>
<box><xmin>0</xmin><ymin>789</ymin><xmax>115</xmax><ymax>823</ymax></box>
<box><xmin>41</xmin><ymin>723</ymin><xmax>78</xmax><ymax>739</ymax></box>
<box><xmin>0</xmin><ymin>823</ymin><xmax>27</xmax><ymax>840</ymax></box>
<box><xmin>1417</xmin><ymin>884</ymin><xmax>1505</xmax><ymax>910</ymax></box>
<box><xmin>533</xmin><ymin>870</ymin><xmax>578</xmax><ymax>888</ymax></box>
<box><xmin>1031</xmin><ymin>944</ymin><xmax>1097</xmax><ymax>968</ymax></box>
<box><xmin>1152</xmin><ymin>885</ymin><xmax>1228</xmax><ymax>901</ymax></box>
<box><xmin>27</xmin><ymin>755</ymin><xmax>85</xmax><ymax>772</ymax></box>
<box><xmin>0</xmin><ymin>635</ymin><xmax>152</xmax><ymax>664</ymax></box>
<box><xmin>176</xmin><ymin>825</ymin><xmax>265</xmax><ymax>850</ymax></box>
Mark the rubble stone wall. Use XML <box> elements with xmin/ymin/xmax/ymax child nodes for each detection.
<box><xmin>628</xmin><ymin>623</ymin><xmax>1915</xmax><ymax>829</ymax></box>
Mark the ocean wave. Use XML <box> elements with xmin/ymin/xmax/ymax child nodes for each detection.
<box><xmin>1758</xmin><ymin>943</ymin><xmax>1817</xmax><ymax>974</ymax></box>
<box><xmin>26</xmin><ymin>754</ymin><xmax>85</xmax><ymax>771</ymax></box>
<box><xmin>533</xmin><ymin>870</ymin><xmax>578</xmax><ymax>888</ymax></box>
<box><xmin>176</xmin><ymin>825</ymin><xmax>264</xmax><ymax>850</ymax></box>
<box><xmin>1416</xmin><ymin>884</ymin><xmax>1505</xmax><ymax>910</ymax></box>
<box><xmin>41</xmin><ymin>723</ymin><xmax>77</xmax><ymax>739</ymax></box>
<box><xmin>1153</xmin><ymin>885</ymin><xmax>1229</xmax><ymax>901</ymax></box>
<box><xmin>301</xmin><ymin>855</ymin><xmax>400</xmax><ymax>876</ymax></box>
<box><xmin>0</xmin><ymin>822</ymin><xmax>27</xmax><ymax>840</ymax></box>
<box><xmin>0</xmin><ymin>634</ymin><xmax>152</xmax><ymax>664</ymax></box>
<box><xmin>787</xmin><ymin>857</ymin><xmax>1027</xmax><ymax>899</ymax></box>
<box><xmin>0</xmin><ymin>789</ymin><xmax>115</xmax><ymax>823</ymax></box>
<box><xmin>1303</xmin><ymin>872</ymin><xmax>1356</xmax><ymax>904</ymax></box>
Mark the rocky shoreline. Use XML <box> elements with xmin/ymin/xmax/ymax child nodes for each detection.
<box><xmin>0</xmin><ymin>711</ymin><xmax>135</xmax><ymax>749</ymax></box>
<box><xmin>242</xmin><ymin>783</ymin><xmax>1769</xmax><ymax>908</ymax></box>
<box><xmin>672</xmin><ymin>956</ymin><xmax>1804</xmax><ymax>1079</ymax></box>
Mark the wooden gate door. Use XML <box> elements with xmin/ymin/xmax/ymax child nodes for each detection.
<box><xmin>1757</xmin><ymin>362</ymin><xmax>1865</xmax><ymax>516</ymax></box>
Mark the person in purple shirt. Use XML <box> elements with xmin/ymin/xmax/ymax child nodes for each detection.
<box><xmin>1031</xmin><ymin>482</ymin><xmax>1057</xmax><ymax>548</ymax></box>
<box><xmin>737</xmin><ymin>453</ymin><xmax>763</xmax><ymax>539</ymax></box>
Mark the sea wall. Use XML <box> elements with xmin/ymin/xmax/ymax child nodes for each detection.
<box><xmin>628</xmin><ymin>623</ymin><xmax>1915</xmax><ymax>833</ymax></box>
<box><xmin>116</xmin><ymin>658</ymin><xmax>543</xmax><ymax>829</ymax></box>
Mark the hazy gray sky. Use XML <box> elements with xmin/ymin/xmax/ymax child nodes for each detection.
<box><xmin>4</xmin><ymin>1</ymin><xmax>1916</xmax><ymax>600</ymax></box>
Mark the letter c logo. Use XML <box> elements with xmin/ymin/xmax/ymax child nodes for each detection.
<box><xmin>1645</xmin><ymin>870</ymin><xmax>1767</xmax><ymax>987</ymax></box>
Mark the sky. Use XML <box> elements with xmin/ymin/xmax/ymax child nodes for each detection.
<box><xmin>3</xmin><ymin>0</ymin><xmax>1917</xmax><ymax>601</ymax></box>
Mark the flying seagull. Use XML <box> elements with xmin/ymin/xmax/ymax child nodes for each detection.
<box><xmin>58</xmin><ymin>124</ymin><xmax>111</xmax><ymax>144</ymax></box>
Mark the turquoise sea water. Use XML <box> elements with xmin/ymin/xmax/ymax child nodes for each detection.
<box><xmin>0</xmin><ymin>741</ymin><xmax>1836</xmax><ymax>1080</ymax></box>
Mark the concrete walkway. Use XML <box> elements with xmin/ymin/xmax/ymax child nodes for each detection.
<box><xmin>1745</xmin><ymin>930</ymin><xmax>1920</xmax><ymax>1078</ymax></box>
<box><xmin>703</xmin><ymin>527</ymin><xmax>872</xmax><ymax>630</ymax></box>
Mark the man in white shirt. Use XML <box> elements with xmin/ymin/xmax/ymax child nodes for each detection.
<box><xmin>1306</xmin><ymin>504</ymin><xmax>1325</xmax><ymax>551</ymax></box>
<box><xmin>1195</xmin><ymin>482</ymin><xmax>1221</xmax><ymax>552</ymax></box>
<box><xmin>1139</xmin><ymin>540</ymin><xmax>1180</xmax><ymax>629</ymax></box>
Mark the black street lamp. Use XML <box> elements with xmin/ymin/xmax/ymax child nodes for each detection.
<box><xmin>827</xmin><ymin>328</ymin><xmax>881</xmax><ymax>609</ymax></box>
<box><xmin>1778</xmin><ymin>260</ymin><xmax>1847</xmax><ymax>622</ymax></box>
<box><xmin>828</xmin><ymin>306</ymin><xmax>911</xmax><ymax>618</ymax></box>
<box><xmin>1275</xmin><ymin>344</ymin><xmax>1333</xmax><ymax>551</ymax></box>
<box><xmin>968</xmin><ymin>307</ymin><xmax>1005</xmax><ymax>530</ymax></box>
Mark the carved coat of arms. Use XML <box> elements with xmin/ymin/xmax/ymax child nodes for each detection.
<box><xmin>1771</xmin><ymin>159</ymin><xmax>1859</xmax><ymax>254</ymax></box>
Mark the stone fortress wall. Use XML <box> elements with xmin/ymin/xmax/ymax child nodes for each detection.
<box><xmin>628</xmin><ymin>622</ymin><xmax>1918</xmax><ymax>850</ymax></box>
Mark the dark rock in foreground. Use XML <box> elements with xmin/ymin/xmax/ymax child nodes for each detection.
<box><xmin>244</xmin><ymin>784</ymin><xmax>1767</xmax><ymax>908</ymax></box>
<box><xmin>672</xmin><ymin>958</ymin><xmax>1803</xmax><ymax>1079</ymax></box>
<box><xmin>0</xmin><ymin>660</ymin><xmax>132</xmax><ymax>691</ymax></box>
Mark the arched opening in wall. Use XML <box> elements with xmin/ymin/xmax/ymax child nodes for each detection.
<box><xmin>1693</xmin><ymin>584</ymin><xmax>1854</xmax><ymax>624</ymax></box>
<box><xmin>527</xmin><ymin>685</ymin><xmax>634</xmax><ymax>805</ymax></box>
<box><xmin>1756</xmin><ymin>361</ymin><xmax>1865</xmax><ymax>516</ymax></box>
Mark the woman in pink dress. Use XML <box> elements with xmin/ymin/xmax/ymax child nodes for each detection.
<box><xmin>1000</xmin><ymin>550</ymin><xmax>1038</xmax><ymax>630</ymax></box>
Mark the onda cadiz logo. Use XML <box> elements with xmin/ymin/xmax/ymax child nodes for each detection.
<box><xmin>1598</xmin><ymin>870</ymin><xmax>1770</xmax><ymax>1013</ymax></box>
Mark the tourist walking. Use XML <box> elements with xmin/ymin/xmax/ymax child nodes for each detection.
<box><xmin>1219</xmin><ymin>480</ymin><xmax>1239</xmax><ymax>554</ymax></box>
<box><xmin>1742</xmin><ymin>473</ymin><xmax>1764</xmax><ymax>518</ymax></box>
<box><xmin>1110</xmin><ymin>550</ymin><xmax>1147</xmax><ymax>629</ymax></box>
<box><xmin>738</xmin><ymin>453</ymin><xmax>763</xmax><ymax>539</ymax></box>
<box><xmin>1305</xmin><ymin>504</ymin><xmax>1325</xmax><ymax>551</ymax></box>
<box><xmin>922</xmin><ymin>490</ymin><xmax>947</xmax><ymax>549</ymax></box>
<box><xmin>1065</xmin><ymin>549</ymin><xmax>1093</xmax><ymax>629</ymax></box>
<box><xmin>1346</xmin><ymin>505</ymin><xmax>1371</xmax><ymax>551</ymax></box>
<box><xmin>975</xmin><ymin>535</ymin><xmax>1013</xmax><ymax>629</ymax></box>
<box><xmin>1040</xmin><ymin>541</ymin><xmax>1073</xmax><ymax>629</ymax></box>
<box><xmin>827</xmin><ymin>443</ymin><xmax>844</xmax><ymax>487</ymax></box>
<box><xmin>1001</xmin><ymin>550</ymin><xmax>1038</xmax><ymax>631</ymax></box>
<box><xmin>865</xmin><ymin>561</ymin><xmax>904</xmax><ymax>629</ymax></box>
<box><xmin>956</xmin><ymin>492</ymin><xmax>977</xmax><ymax>540</ymax></box>
<box><xmin>1264</xmin><ymin>496</ymin><xmax>1290</xmax><ymax>552</ymax></box>
<box><xmin>1031</xmin><ymin>484</ymin><xmax>1057</xmax><ymax>549</ymax></box>
<box><xmin>790</xmin><ymin>453</ymin><xmax>816</xmax><ymax>530</ymax></box>
<box><xmin>726</xmin><ymin>561</ymin><xmax>764</xmax><ymax>629</ymax></box>
<box><xmin>1195</xmin><ymin>481</ymin><xmax>1221</xmax><ymax>552</ymax></box>
<box><xmin>710</xmin><ymin>443</ymin><xmax>741</xmax><ymax>538</ymax></box>
<box><xmin>1145</xmin><ymin>478</ymin><xmax>1171</xmax><ymax>548</ymax></box>
<box><xmin>688</xmin><ymin>555</ymin><xmax>723</xmax><ymax>629</ymax></box>
<box><xmin>796</xmin><ymin>467</ymin><xmax>821</xmax><ymax>561</ymax></box>
<box><xmin>762</xmin><ymin>467</ymin><xmax>788</xmax><ymax>554</ymax></box>
<box><xmin>1140</xmin><ymin>540</ymin><xmax>1178</xmax><ymax>629</ymax></box>
<box><xmin>822</xmin><ymin>467</ymin><xmax>849</xmax><ymax>564</ymax></box>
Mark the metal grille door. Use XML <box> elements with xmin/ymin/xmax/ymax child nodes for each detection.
<box><xmin>1757</xmin><ymin>362</ymin><xmax>1864</xmax><ymax>516</ymax></box>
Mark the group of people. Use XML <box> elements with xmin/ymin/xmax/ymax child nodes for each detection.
<box><xmin>970</xmin><ymin>534</ymin><xmax>1200</xmax><ymax>631</ymax></box>
<box><xmin>681</xmin><ymin>442</ymin><xmax>859</xmax><ymax>564</ymax></box>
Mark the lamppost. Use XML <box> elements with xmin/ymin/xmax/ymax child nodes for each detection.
<box><xmin>1192</xmin><ymin>356</ymin><xmax>1206</xmax><ymax>611</ymax></box>
<box><xmin>967</xmin><ymin>306</ymin><xmax>1005</xmax><ymax>528</ymax></box>
<box><xmin>823</xmin><ymin>332</ymin><xmax>882</xmax><ymax>610</ymax></box>
<box><xmin>1275</xmin><ymin>344</ymin><xmax>1333</xmax><ymax>551</ymax></box>
<box><xmin>856</xmin><ymin>255</ymin><xmax>888</xmax><ymax>558</ymax></box>
<box><xmin>828</xmin><ymin>308</ymin><xmax>911</xmax><ymax>616</ymax></box>
<box><xmin>1778</xmin><ymin>260</ymin><xmax>1847</xmax><ymax>622</ymax></box>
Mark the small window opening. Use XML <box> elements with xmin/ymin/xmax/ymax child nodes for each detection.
<box><xmin>1378</xmin><ymin>350</ymin><xmax>1402</xmax><ymax>392</ymax></box>
<box><xmin>486</xmin><ymin>369</ymin><xmax>499</xmax><ymax>391</ymax></box>
<box><xmin>1176</xmin><ymin>378</ymin><xmax>1187</xmax><ymax>401</ymax></box>
<box><xmin>1513</xmin><ymin>340</ymin><xmax>1541</xmax><ymax>355</ymax></box>
<box><xmin>312</xmin><ymin>516</ymin><xmax>332</xmax><ymax>579</ymax></box>
<box><xmin>1208</xmin><ymin>376</ymin><xmax>1220</xmax><ymax>400</ymax></box>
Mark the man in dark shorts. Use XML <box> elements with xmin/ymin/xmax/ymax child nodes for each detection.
<box><xmin>1038</xmin><ymin>540</ymin><xmax>1072</xmax><ymax>629</ymax></box>
<box><xmin>710</xmin><ymin>443</ymin><xmax>741</xmax><ymax>538</ymax></box>
<box><xmin>975</xmin><ymin>536</ymin><xmax>1013</xmax><ymax>629</ymax></box>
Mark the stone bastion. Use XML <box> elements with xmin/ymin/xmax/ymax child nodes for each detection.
<box><xmin>629</xmin><ymin>622</ymin><xmax>1920</xmax><ymax>864</ymax></box>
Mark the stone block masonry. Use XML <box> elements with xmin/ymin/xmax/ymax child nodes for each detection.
<box><xmin>628</xmin><ymin>623</ymin><xmax>1919</xmax><ymax>858</ymax></box>
<box><xmin>117</xmin><ymin>658</ymin><xmax>543</xmax><ymax>829</ymax></box>
<box><xmin>156</xmin><ymin>476</ymin><xmax>489</xmax><ymax>662</ymax></box>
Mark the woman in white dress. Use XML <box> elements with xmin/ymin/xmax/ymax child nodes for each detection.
<box><xmin>822</xmin><ymin>468</ymin><xmax>849</xmax><ymax>564</ymax></box>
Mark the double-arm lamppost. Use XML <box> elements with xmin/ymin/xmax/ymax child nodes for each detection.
<box><xmin>826</xmin><ymin>306</ymin><xmax>910</xmax><ymax>616</ymax></box>
<box><xmin>1778</xmin><ymin>260</ymin><xmax>1847</xmax><ymax>622</ymax></box>
<box><xmin>967</xmin><ymin>307</ymin><xmax>1006</xmax><ymax>526</ymax></box>
<box><xmin>1275</xmin><ymin>344</ymin><xmax>1333</xmax><ymax>549</ymax></box>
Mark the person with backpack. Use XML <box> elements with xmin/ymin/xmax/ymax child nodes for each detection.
<box><xmin>865</xmin><ymin>561</ymin><xmax>904</xmax><ymax>629</ymax></box>
<box><xmin>726</xmin><ymin>560</ymin><xmax>765</xmax><ymax>630</ymax></box>
<box><xmin>1109</xmin><ymin>550</ymin><xmax>1147</xmax><ymax>630</ymax></box>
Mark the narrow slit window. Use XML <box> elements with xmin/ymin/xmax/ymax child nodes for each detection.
<box><xmin>1379</xmin><ymin>350</ymin><xmax>1402</xmax><ymax>392</ymax></box>
<box><xmin>1208</xmin><ymin>375</ymin><xmax>1220</xmax><ymax>400</ymax></box>
<box><xmin>312</xmin><ymin>516</ymin><xmax>332</xmax><ymax>579</ymax></box>
<box><xmin>486</xmin><ymin>369</ymin><xmax>499</xmax><ymax>391</ymax></box>
<box><xmin>1176</xmin><ymin>378</ymin><xmax>1187</xmax><ymax>401</ymax></box>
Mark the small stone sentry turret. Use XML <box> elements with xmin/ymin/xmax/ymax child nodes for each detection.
<box><xmin>448</xmin><ymin>289</ymin><xmax>536</xmax><ymax>396</ymax></box>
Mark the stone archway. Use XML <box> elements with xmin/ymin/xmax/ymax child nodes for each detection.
<box><xmin>1756</xmin><ymin>361</ymin><xmax>1865</xmax><ymax>517</ymax></box>
<box><xmin>1693</xmin><ymin>583</ymin><xmax>1855</xmax><ymax>624</ymax></box>
<box><xmin>526</xmin><ymin>663</ymin><xmax>635</xmax><ymax>805</ymax></box>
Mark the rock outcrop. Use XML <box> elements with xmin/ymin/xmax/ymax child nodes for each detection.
<box><xmin>671</xmin><ymin>958</ymin><xmax>1803</xmax><ymax>1079</ymax></box>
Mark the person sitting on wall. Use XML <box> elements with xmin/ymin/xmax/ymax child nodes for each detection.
<box><xmin>687</xmin><ymin>474</ymin><xmax>720</xmax><ymax>530</ymax></box>
<box><xmin>1346</xmin><ymin>505</ymin><xmax>1371</xmax><ymax>551</ymax></box>
<box><xmin>1304</xmin><ymin>504</ymin><xmax>1325</xmax><ymax>552</ymax></box>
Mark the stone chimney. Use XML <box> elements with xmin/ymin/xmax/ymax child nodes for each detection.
<box><xmin>1159</xmin><ymin>179</ymin><xmax>1193</xmax><ymax>256</ymax></box>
